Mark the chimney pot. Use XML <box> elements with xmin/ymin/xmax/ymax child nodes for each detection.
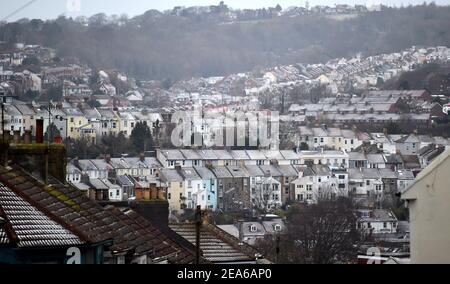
<box><xmin>54</xmin><ymin>136</ymin><xmax>62</xmax><ymax>144</ymax></box>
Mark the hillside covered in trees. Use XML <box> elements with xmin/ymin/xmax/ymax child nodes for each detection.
<box><xmin>1</xmin><ymin>3</ymin><xmax>450</xmax><ymax>81</ymax></box>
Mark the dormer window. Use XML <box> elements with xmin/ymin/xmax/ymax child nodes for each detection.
<box><xmin>274</xmin><ymin>224</ymin><xmax>282</xmax><ymax>232</ymax></box>
<box><xmin>250</xmin><ymin>225</ymin><xmax>257</xmax><ymax>233</ymax></box>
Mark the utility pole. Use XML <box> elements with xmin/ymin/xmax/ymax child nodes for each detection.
<box><xmin>1</xmin><ymin>96</ymin><xmax>5</xmax><ymax>143</ymax></box>
<box><xmin>45</xmin><ymin>101</ymin><xmax>52</xmax><ymax>185</ymax></box>
<box><xmin>276</xmin><ymin>235</ymin><xmax>281</xmax><ymax>264</ymax></box>
<box><xmin>195</xmin><ymin>205</ymin><xmax>202</xmax><ymax>265</ymax></box>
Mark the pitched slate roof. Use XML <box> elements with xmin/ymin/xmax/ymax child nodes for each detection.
<box><xmin>262</xmin><ymin>150</ymin><xmax>284</xmax><ymax>160</ymax></box>
<box><xmin>367</xmin><ymin>154</ymin><xmax>386</xmax><ymax>164</ymax></box>
<box><xmin>178</xmin><ymin>168</ymin><xmax>201</xmax><ymax>180</ymax></box>
<box><xmin>259</xmin><ymin>165</ymin><xmax>283</xmax><ymax>177</ymax></box>
<box><xmin>0</xmin><ymin>166</ymin><xmax>200</xmax><ymax>263</ymax></box>
<box><xmin>170</xmin><ymin>223</ymin><xmax>257</xmax><ymax>263</ymax></box>
<box><xmin>227</xmin><ymin>166</ymin><xmax>249</xmax><ymax>178</ymax></box>
<box><xmin>212</xmin><ymin>150</ymin><xmax>233</xmax><ymax>160</ymax></box>
<box><xmin>385</xmin><ymin>154</ymin><xmax>404</xmax><ymax>164</ymax></box>
<box><xmin>194</xmin><ymin>167</ymin><xmax>216</xmax><ymax>180</ymax></box>
<box><xmin>278</xmin><ymin>165</ymin><xmax>299</xmax><ymax>177</ymax></box>
<box><xmin>160</xmin><ymin>150</ymin><xmax>184</xmax><ymax>160</ymax></box>
<box><xmin>230</xmin><ymin>150</ymin><xmax>250</xmax><ymax>160</ymax></box>
<box><xmin>160</xmin><ymin>169</ymin><xmax>184</xmax><ymax>183</ymax></box>
<box><xmin>210</xmin><ymin>167</ymin><xmax>233</xmax><ymax>179</ymax></box>
<box><xmin>180</xmin><ymin>149</ymin><xmax>202</xmax><ymax>160</ymax></box>
<box><xmin>244</xmin><ymin>165</ymin><xmax>265</xmax><ymax>177</ymax></box>
<box><xmin>280</xmin><ymin>150</ymin><xmax>299</xmax><ymax>160</ymax></box>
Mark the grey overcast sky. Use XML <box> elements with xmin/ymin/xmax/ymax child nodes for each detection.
<box><xmin>2</xmin><ymin>0</ymin><xmax>450</xmax><ymax>21</ymax></box>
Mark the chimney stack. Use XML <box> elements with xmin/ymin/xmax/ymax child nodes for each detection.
<box><xmin>105</xmin><ymin>154</ymin><xmax>111</xmax><ymax>163</ymax></box>
<box><xmin>140</xmin><ymin>153</ymin><xmax>145</xmax><ymax>162</ymax></box>
<box><xmin>13</xmin><ymin>131</ymin><xmax>20</xmax><ymax>143</ymax></box>
<box><xmin>24</xmin><ymin>130</ymin><xmax>32</xmax><ymax>144</ymax></box>
<box><xmin>36</xmin><ymin>119</ymin><xmax>44</xmax><ymax>143</ymax></box>
<box><xmin>73</xmin><ymin>157</ymin><xmax>80</xmax><ymax>168</ymax></box>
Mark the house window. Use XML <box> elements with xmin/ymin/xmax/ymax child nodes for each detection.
<box><xmin>188</xmin><ymin>181</ymin><xmax>192</xmax><ymax>188</ymax></box>
<box><xmin>383</xmin><ymin>222</ymin><xmax>387</xmax><ymax>229</ymax></box>
<box><xmin>168</xmin><ymin>193</ymin><xmax>172</xmax><ymax>200</ymax></box>
<box><xmin>366</xmin><ymin>180</ymin><xmax>370</xmax><ymax>186</ymax></box>
<box><xmin>306</xmin><ymin>185</ymin><xmax>312</xmax><ymax>191</ymax></box>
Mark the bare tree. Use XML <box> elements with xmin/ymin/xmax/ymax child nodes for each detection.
<box><xmin>256</xmin><ymin>197</ymin><xmax>369</xmax><ymax>264</ymax></box>
<box><xmin>253</xmin><ymin>178</ymin><xmax>282</xmax><ymax>214</ymax></box>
